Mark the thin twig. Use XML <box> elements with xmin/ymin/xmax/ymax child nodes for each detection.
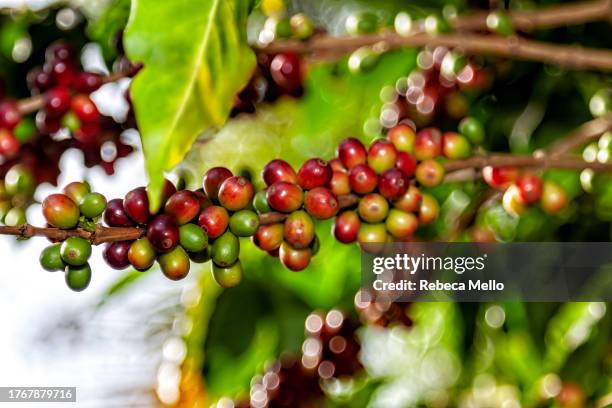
<box><xmin>443</xmin><ymin>153</ymin><xmax>612</xmax><ymax>172</ymax></box>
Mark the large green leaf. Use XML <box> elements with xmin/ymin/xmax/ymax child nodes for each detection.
<box><xmin>124</xmin><ymin>0</ymin><xmax>256</xmax><ymax>211</ymax></box>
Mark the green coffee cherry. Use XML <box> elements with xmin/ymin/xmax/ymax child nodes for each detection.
<box><xmin>0</xmin><ymin>201</ymin><xmax>10</xmax><ymax>223</ymax></box>
<box><xmin>253</xmin><ymin>190</ymin><xmax>272</xmax><ymax>213</ymax></box>
<box><xmin>212</xmin><ymin>260</ymin><xmax>243</xmax><ymax>288</ymax></box>
<box><xmin>486</xmin><ymin>11</ymin><xmax>514</xmax><ymax>36</ymax></box>
<box><xmin>60</xmin><ymin>236</ymin><xmax>92</xmax><ymax>266</ymax></box>
<box><xmin>128</xmin><ymin>238</ymin><xmax>157</xmax><ymax>271</ymax></box>
<box><xmin>158</xmin><ymin>246</ymin><xmax>190</xmax><ymax>281</ymax></box>
<box><xmin>309</xmin><ymin>235</ymin><xmax>320</xmax><ymax>256</ymax></box>
<box><xmin>61</xmin><ymin>111</ymin><xmax>81</xmax><ymax>133</ymax></box>
<box><xmin>590</xmin><ymin>89</ymin><xmax>611</xmax><ymax>117</ymax></box>
<box><xmin>345</xmin><ymin>11</ymin><xmax>378</xmax><ymax>35</ymax></box>
<box><xmin>348</xmin><ymin>47</ymin><xmax>380</xmax><ymax>74</ymax></box>
<box><xmin>63</xmin><ymin>182</ymin><xmax>90</xmax><ymax>205</ymax></box>
<box><xmin>79</xmin><ymin>192</ymin><xmax>107</xmax><ymax>218</ymax></box>
<box><xmin>13</xmin><ymin>118</ymin><xmax>36</xmax><ymax>143</ymax></box>
<box><xmin>65</xmin><ymin>263</ymin><xmax>92</xmax><ymax>292</ymax></box>
<box><xmin>4</xmin><ymin>207</ymin><xmax>26</xmax><ymax>226</ymax></box>
<box><xmin>40</xmin><ymin>243</ymin><xmax>66</xmax><ymax>272</ymax></box>
<box><xmin>458</xmin><ymin>116</ymin><xmax>486</xmax><ymax>145</ymax></box>
<box><xmin>179</xmin><ymin>223</ymin><xmax>208</xmax><ymax>252</ymax></box>
<box><xmin>290</xmin><ymin>13</ymin><xmax>315</xmax><ymax>40</ymax></box>
<box><xmin>424</xmin><ymin>14</ymin><xmax>451</xmax><ymax>34</ymax></box>
<box><xmin>4</xmin><ymin>165</ymin><xmax>35</xmax><ymax>197</ymax></box>
<box><xmin>229</xmin><ymin>209</ymin><xmax>260</xmax><ymax>237</ymax></box>
<box><xmin>211</xmin><ymin>231</ymin><xmax>240</xmax><ymax>267</ymax></box>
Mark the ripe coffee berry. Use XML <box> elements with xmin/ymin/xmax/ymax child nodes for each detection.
<box><xmin>212</xmin><ymin>260</ymin><xmax>243</xmax><ymax>288</ymax></box>
<box><xmin>304</xmin><ymin>187</ymin><xmax>339</xmax><ymax>219</ymax></box>
<box><xmin>45</xmin><ymin>87</ymin><xmax>71</xmax><ymax>118</ymax></box>
<box><xmin>266</xmin><ymin>181</ymin><xmax>304</xmax><ymax>213</ymax></box>
<box><xmin>279</xmin><ymin>241</ymin><xmax>311</xmax><ymax>271</ymax></box>
<box><xmin>46</xmin><ymin>41</ymin><xmax>75</xmax><ymax>61</ymax></box>
<box><xmin>128</xmin><ymin>238</ymin><xmax>157</xmax><ymax>271</ymax></box>
<box><xmin>367</xmin><ymin>139</ymin><xmax>398</xmax><ymax>174</ymax></box>
<box><xmin>516</xmin><ymin>173</ymin><xmax>543</xmax><ymax>205</ymax></box>
<box><xmin>198</xmin><ymin>205</ymin><xmax>229</xmax><ymax>239</ymax></box>
<box><xmin>229</xmin><ymin>209</ymin><xmax>260</xmax><ymax>237</ymax></box>
<box><xmin>65</xmin><ymin>263</ymin><xmax>92</xmax><ymax>292</ymax></box>
<box><xmin>329</xmin><ymin>171</ymin><xmax>351</xmax><ymax>196</ymax></box>
<box><xmin>75</xmin><ymin>72</ymin><xmax>103</xmax><ymax>93</ymax></box>
<box><xmin>42</xmin><ymin>193</ymin><xmax>80</xmax><ymax>229</ymax></box>
<box><xmin>147</xmin><ymin>214</ymin><xmax>179</xmax><ymax>253</ymax></box>
<box><xmin>329</xmin><ymin>158</ymin><xmax>346</xmax><ymax>172</ymax></box>
<box><xmin>270</xmin><ymin>52</ymin><xmax>302</xmax><ymax>91</ymax></box>
<box><xmin>63</xmin><ymin>181</ymin><xmax>90</xmax><ymax>205</ymax></box>
<box><xmin>415</xmin><ymin>159</ymin><xmax>445</xmax><ymax>188</ymax></box>
<box><xmin>348</xmin><ymin>164</ymin><xmax>377</xmax><ymax>194</ymax></box>
<box><xmin>211</xmin><ymin>231</ymin><xmax>240</xmax><ymax>267</ymax></box>
<box><xmin>124</xmin><ymin>187</ymin><xmax>151</xmax><ymax>224</ymax></box>
<box><xmin>218</xmin><ymin>176</ymin><xmax>254</xmax><ymax>211</ymax></box>
<box><xmin>0</xmin><ymin>100</ymin><xmax>21</xmax><ymax>130</ymax></box>
<box><xmin>418</xmin><ymin>193</ymin><xmax>439</xmax><ymax>224</ymax></box>
<box><xmin>297</xmin><ymin>159</ymin><xmax>333</xmax><ymax>190</ymax></box>
<box><xmin>159</xmin><ymin>246</ymin><xmax>190</xmax><ymax>281</ymax></box>
<box><xmin>0</xmin><ymin>131</ymin><xmax>19</xmax><ymax>157</ymax></box>
<box><xmin>262</xmin><ymin>159</ymin><xmax>298</xmax><ymax>185</ymax></box>
<box><xmin>387</xmin><ymin>124</ymin><xmax>415</xmax><ymax>152</ymax></box>
<box><xmin>45</xmin><ymin>59</ymin><xmax>76</xmax><ymax>86</ymax></box>
<box><xmin>378</xmin><ymin>168</ymin><xmax>409</xmax><ymax>200</ymax></box>
<box><xmin>541</xmin><ymin>181</ymin><xmax>567</xmax><ymax>214</ymax></box>
<box><xmin>395</xmin><ymin>151</ymin><xmax>417</xmax><ymax>178</ymax></box>
<box><xmin>104</xmin><ymin>198</ymin><xmax>134</xmax><ymax>227</ymax></box>
<box><xmin>414</xmin><ymin>128</ymin><xmax>442</xmax><ymax>160</ymax></box>
<box><xmin>252</xmin><ymin>223</ymin><xmax>284</xmax><ymax>251</ymax></box>
<box><xmin>385</xmin><ymin>209</ymin><xmax>418</xmax><ymax>239</ymax></box>
<box><xmin>284</xmin><ymin>210</ymin><xmax>315</xmax><ymax>249</ymax></box>
<box><xmin>337</xmin><ymin>138</ymin><xmax>367</xmax><ymax>169</ymax></box>
<box><xmin>358</xmin><ymin>193</ymin><xmax>389</xmax><ymax>223</ymax></box>
<box><xmin>333</xmin><ymin>211</ymin><xmax>361</xmax><ymax>244</ymax></box>
<box><xmin>71</xmin><ymin>94</ymin><xmax>100</xmax><ymax>122</ymax></box>
<box><xmin>103</xmin><ymin>241</ymin><xmax>131</xmax><ymax>270</ymax></box>
<box><xmin>482</xmin><ymin>166</ymin><xmax>519</xmax><ymax>190</ymax></box>
<box><xmin>165</xmin><ymin>190</ymin><xmax>200</xmax><ymax>224</ymax></box>
<box><xmin>60</xmin><ymin>236</ymin><xmax>92</xmax><ymax>266</ymax></box>
<box><xmin>357</xmin><ymin>223</ymin><xmax>387</xmax><ymax>245</ymax></box>
<box><xmin>394</xmin><ymin>185</ymin><xmax>422</xmax><ymax>212</ymax></box>
<box><xmin>203</xmin><ymin>167</ymin><xmax>233</xmax><ymax>202</ymax></box>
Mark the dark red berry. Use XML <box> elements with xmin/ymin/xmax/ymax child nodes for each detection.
<box><xmin>124</xmin><ymin>187</ymin><xmax>151</xmax><ymax>224</ymax></box>
<box><xmin>0</xmin><ymin>100</ymin><xmax>21</xmax><ymax>130</ymax></box>
<box><xmin>304</xmin><ymin>187</ymin><xmax>338</xmax><ymax>219</ymax></box>
<box><xmin>45</xmin><ymin>41</ymin><xmax>75</xmax><ymax>62</ymax></box>
<box><xmin>71</xmin><ymin>94</ymin><xmax>100</xmax><ymax>122</ymax></box>
<box><xmin>270</xmin><ymin>52</ymin><xmax>302</xmax><ymax>91</ymax></box>
<box><xmin>297</xmin><ymin>158</ymin><xmax>333</xmax><ymax>190</ymax></box>
<box><xmin>146</xmin><ymin>214</ymin><xmax>179</xmax><ymax>253</ymax></box>
<box><xmin>165</xmin><ymin>190</ymin><xmax>200</xmax><ymax>224</ymax></box>
<box><xmin>367</xmin><ymin>139</ymin><xmax>397</xmax><ymax>174</ymax></box>
<box><xmin>102</xmin><ymin>241</ymin><xmax>131</xmax><ymax>270</ymax></box>
<box><xmin>333</xmin><ymin>211</ymin><xmax>360</xmax><ymax>244</ymax></box>
<box><xmin>73</xmin><ymin>121</ymin><xmax>101</xmax><ymax>143</ymax></box>
<box><xmin>329</xmin><ymin>171</ymin><xmax>351</xmax><ymax>196</ymax></box>
<box><xmin>482</xmin><ymin>166</ymin><xmax>519</xmax><ymax>190</ymax></box>
<box><xmin>75</xmin><ymin>72</ymin><xmax>103</xmax><ymax>93</ymax></box>
<box><xmin>35</xmin><ymin>111</ymin><xmax>61</xmax><ymax>133</ymax></box>
<box><xmin>218</xmin><ymin>176</ymin><xmax>254</xmax><ymax>211</ymax></box>
<box><xmin>337</xmin><ymin>138</ymin><xmax>367</xmax><ymax>169</ymax></box>
<box><xmin>198</xmin><ymin>205</ymin><xmax>229</xmax><ymax>239</ymax></box>
<box><xmin>414</xmin><ymin>127</ymin><xmax>442</xmax><ymax>160</ymax></box>
<box><xmin>378</xmin><ymin>168</ymin><xmax>409</xmax><ymax>200</ymax></box>
<box><xmin>45</xmin><ymin>59</ymin><xmax>76</xmax><ymax>87</ymax></box>
<box><xmin>104</xmin><ymin>198</ymin><xmax>134</xmax><ymax>227</ymax></box>
<box><xmin>160</xmin><ymin>179</ymin><xmax>178</xmax><ymax>205</ymax></box>
<box><xmin>262</xmin><ymin>159</ymin><xmax>297</xmax><ymax>186</ymax></box>
<box><xmin>193</xmin><ymin>189</ymin><xmax>212</xmax><ymax>210</ymax></box>
<box><xmin>266</xmin><ymin>181</ymin><xmax>304</xmax><ymax>213</ymax></box>
<box><xmin>395</xmin><ymin>151</ymin><xmax>417</xmax><ymax>178</ymax></box>
<box><xmin>252</xmin><ymin>223</ymin><xmax>284</xmax><ymax>251</ymax></box>
<box><xmin>348</xmin><ymin>164</ymin><xmax>377</xmax><ymax>194</ymax></box>
<box><xmin>516</xmin><ymin>173</ymin><xmax>543</xmax><ymax>205</ymax></box>
<box><xmin>45</xmin><ymin>87</ymin><xmax>71</xmax><ymax>118</ymax></box>
<box><xmin>203</xmin><ymin>167</ymin><xmax>233</xmax><ymax>202</ymax></box>
<box><xmin>27</xmin><ymin>68</ymin><xmax>53</xmax><ymax>92</ymax></box>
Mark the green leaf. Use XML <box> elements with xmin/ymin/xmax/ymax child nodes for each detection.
<box><xmin>124</xmin><ymin>0</ymin><xmax>256</xmax><ymax>211</ymax></box>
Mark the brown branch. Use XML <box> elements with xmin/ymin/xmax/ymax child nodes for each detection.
<box><xmin>0</xmin><ymin>224</ymin><xmax>144</xmax><ymax>245</ymax></box>
<box><xmin>547</xmin><ymin>114</ymin><xmax>612</xmax><ymax>156</ymax></box>
<box><xmin>256</xmin><ymin>32</ymin><xmax>612</xmax><ymax>72</ymax></box>
<box><xmin>443</xmin><ymin>153</ymin><xmax>612</xmax><ymax>172</ymax></box>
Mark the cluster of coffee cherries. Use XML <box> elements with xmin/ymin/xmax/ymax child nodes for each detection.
<box><xmin>0</xmin><ymin>165</ymin><xmax>36</xmax><ymax>227</ymax></box>
<box><xmin>39</xmin><ymin>182</ymin><xmax>108</xmax><ymax>291</ymax></box>
<box><xmin>483</xmin><ymin>167</ymin><xmax>568</xmax><ymax>217</ymax></box>
<box><xmin>234</xmin><ymin>309</ymin><xmax>361</xmax><ymax>408</ymax></box>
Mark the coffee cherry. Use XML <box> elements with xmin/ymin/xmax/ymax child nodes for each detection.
<box><xmin>229</xmin><ymin>209</ymin><xmax>260</xmax><ymax>237</ymax></box>
<box><xmin>63</xmin><ymin>181</ymin><xmax>90</xmax><ymax>205</ymax></box>
<box><xmin>45</xmin><ymin>87</ymin><xmax>71</xmax><ymax>118</ymax></box>
<box><xmin>556</xmin><ymin>382</ymin><xmax>585</xmax><ymax>408</ymax></box>
<box><xmin>40</xmin><ymin>243</ymin><xmax>65</xmax><ymax>272</ymax></box>
<box><xmin>304</xmin><ymin>187</ymin><xmax>339</xmax><ymax>219</ymax></box>
<box><xmin>502</xmin><ymin>184</ymin><xmax>525</xmax><ymax>217</ymax></box>
<box><xmin>541</xmin><ymin>181</ymin><xmax>567</xmax><ymax>214</ymax></box>
<box><xmin>0</xmin><ymin>100</ymin><xmax>21</xmax><ymax>130</ymax></box>
<box><xmin>159</xmin><ymin>246</ymin><xmax>190</xmax><ymax>281</ymax></box>
<box><xmin>266</xmin><ymin>181</ymin><xmax>304</xmax><ymax>213</ymax></box>
<box><xmin>367</xmin><ymin>139</ymin><xmax>398</xmax><ymax>174</ymax></box>
<box><xmin>60</xmin><ymin>236</ymin><xmax>92</xmax><ymax>266</ymax></box>
<box><xmin>211</xmin><ymin>231</ymin><xmax>240</xmax><ymax>267</ymax></box>
<box><xmin>309</xmin><ymin>235</ymin><xmax>320</xmax><ymax>255</ymax></box>
<box><xmin>270</xmin><ymin>52</ymin><xmax>302</xmax><ymax>91</ymax></box>
<box><xmin>128</xmin><ymin>238</ymin><xmax>156</xmax><ymax>271</ymax></box>
<box><xmin>252</xmin><ymin>223</ymin><xmax>284</xmax><ymax>251</ymax></box>
<box><xmin>346</xmin><ymin>11</ymin><xmax>379</xmax><ymax>34</ymax></box>
<box><xmin>102</xmin><ymin>241</ymin><xmax>131</xmax><ymax>270</ymax></box>
<box><xmin>46</xmin><ymin>41</ymin><xmax>75</xmax><ymax>62</ymax></box>
<box><xmin>75</xmin><ymin>72</ymin><xmax>103</xmax><ymax>93</ymax></box>
<box><xmin>279</xmin><ymin>241</ymin><xmax>311</xmax><ymax>271</ymax></box>
<box><xmin>386</xmin><ymin>209</ymin><xmax>418</xmax><ymax>239</ymax></box>
<box><xmin>179</xmin><ymin>223</ymin><xmax>208</xmax><ymax>252</ymax></box>
<box><xmin>218</xmin><ymin>176</ymin><xmax>254</xmax><ymax>211</ymax></box>
<box><xmin>4</xmin><ymin>207</ymin><xmax>26</xmax><ymax>226</ymax></box>
<box><xmin>394</xmin><ymin>185</ymin><xmax>422</xmax><ymax>212</ymax></box>
<box><xmin>482</xmin><ymin>166</ymin><xmax>519</xmax><ymax>190</ymax></box>
<box><xmin>516</xmin><ymin>173</ymin><xmax>543</xmax><ymax>205</ymax></box>
<box><xmin>203</xmin><ymin>167</ymin><xmax>233</xmax><ymax>202</ymax></box>
<box><xmin>358</xmin><ymin>193</ymin><xmax>389</xmax><ymax>223</ymax></box>
<box><xmin>45</xmin><ymin>59</ymin><xmax>76</xmax><ymax>86</ymax></box>
<box><xmin>329</xmin><ymin>158</ymin><xmax>346</xmax><ymax>172</ymax></box>
<box><xmin>284</xmin><ymin>210</ymin><xmax>315</xmax><ymax>249</ymax></box>
<box><xmin>262</xmin><ymin>159</ymin><xmax>298</xmax><ymax>186</ymax></box>
<box><xmin>414</xmin><ymin>128</ymin><xmax>442</xmax><ymax>160</ymax></box>
<box><xmin>160</xmin><ymin>179</ymin><xmax>178</xmax><ymax>205</ymax></box>
<box><xmin>198</xmin><ymin>206</ymin><xmax>229</xmax><ymax>239</ymax></box>
<box><xmin>329</xmin><ymin>171</ymin><xmax>351</xmax><ymax>196</ymax></box>
<box><xmin>332</xmin><ymin>211</ymin><xmax>360</xmax><ymax>244</ymax></box>
<box><xmin>147</xmin><ymin>214</ymin><xmax>179</xmax><ymax>253</ymax></box>
<box><xmin>0</xmin><ymin>130</ymin><xmax>19</xmax><ymax>157</ymax></box>
<box><xmin>28</xmin><ymin>68</ymin><xmax>52</xmax><ymax>92</ymax></box>
<box><xmin>65</xmin><ymin>263</ymin><xmax>92</xmax><ymax>292</ymax></box>
<box><xmin>4</xmin><ymin>165</ymin><xmax>35</xmax><ymax>196</ymax></box>
<box><xmin>253</xmin><ymin>190</ymin><xmax>272</xmax><ymax>213</ymax></box>
<box><xmin>395</xmin><ymin>152</ymin><xmax>417</xmax><ymax>178</ymax></box>
<box><xmin>458</xmin><ymin>116</ymin><xmax>485</xmax><ymax>145</ymax></box>
<box><xmin>71</xmin><ymin>94</ymin><xmax>99</xmax><ymax>122</ymax></box>
<box><xmin>415</xmin><ymin>159</ymin><xmax>445</xmax><ymax>188</ymax></box>
<box><xmin>165</xmin><ymin>190</ymin><xmax>200</xmax><ymax>225</ymax></box>
<box><xmin>42</xmin><ymin>193</ymin><xmax>80</xmax><ymax>229</ymax></box>
<box><xmin>442</xmin><ymin>132</ymin><xmax>471</xmax><ymax>159</ymax></box>
<box><xmin>297</xmin><ymin>158</ymin><xmax>333</xmax><ymax>190</ymax></box>
<box><xmin>358</xmin><ymin>223</ymin><xmax>387</xmax><ymax>245</ymax></box>
<box><xmin>348</xmin><ymin>164</ymin><xmax>377</xmax><ymax>194</ymax></box>
<box><xmin>212</xmin><ymin>260</ymin><xmax>243</xmax><ymax>288</ymax></box>
<box><xmin>290</xmin><ymin>13</ymin><xmax>315</xmax><ymax>39</ymax></box>
<box><xmin>123</xmin><ymin>187</ymin><xmax>151</xmax><ymax>224</ymax></box>
<box><xmin>79</xmin><ymin>192</ymin><xmax>107</xmax><ymax>218</ymax></box>
<box><xmin>387</xmin><ymin>124</ymin><xmax>415</xmax><ymax>152</ymax></box>
<box><xmin>418</xmin><ymin>193</ymin><xmax>439</xmax><ymax>224</ymax></box>
<box><xmin>337</xmin><ymin>138</ymin><xmax>367</xmax><ymax>169</ymax></box>
<box><xmin>378</xmin><ymin>168</ymin><xmax>409</xmax><ymax>200</ymax></box>
<box><xmin>104</xmin><ymin>198</ymin><xmax>134</xmax><ymax>227</ymax></box>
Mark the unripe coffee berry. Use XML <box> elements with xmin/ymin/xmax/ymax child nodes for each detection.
<box><xmin>147</xmin><ymin>214</ymin><xmax>179</xmax><ymax>253</ymax></box>
<box><xmin>378</xmin><ymin>168</ymin><xmax>409</xmax><ymax>200</ymax></box>
<box><xmin>414</xmin><ymin>128</ymin><xmax>442</xmax><ymax>160</ymax></box>
<box><xmin>284</xmin><ymin>210</ymin><xmax>315</xmax><ymax>249</ymax></box>
<box><xmin>124</xmin><ymin>187</ymin><xmax>151</xmax><ymax>224</ymax></box>
<box><xmin>262</xmin><ymin>159</ymin><xmax>298</xmax><ymax>186</ymax></box>
<box><xmin>203</xmin><ymin>167</ymin><xmax>233</xmax><ymax>202</ymax></box>
<box><xmin>387</xmin><ymin>124</ymin><xmax>415</xmax><ymax>152</ymax></box>
<box><xmin>104</xmin><ymin>198</ymin><xmax>134</xmax><ymax>227</ymax></box>
<box><xmin>63</xmin><ymin>181</ymin><xmax>90</xmax><ymax>205</ymax></box>
<box><xmin>179</xmin><ymin>223</ymin><xmax>208</xmax><ymax>252</ymax></box>
<box><xmin>212</xmin><ymin>260</ymin><xmax>243</xmax><ymax>288</ymax></box>
<box><xmin>442</xmin><ymin>131</ymin><xmax>471</xmax><ymax>159</ymax></box>
<box><xmin>218</xmin><ymin>176</ymin><xmax>254</xmax><ymax>211</ymax></box>
<box><xmin>332</xmin><ymin>210</ymin><xmax>360</xmax><ymax>244</ymax></box>
<box><xmin>252</xmin><ymin>223</ymin><xmax>284</xmax><ymax>251</ymax></box>
<box><xmin>348</xmin><ymin>164</ymin><xmax>377</xmax><ymax>194</ymax></box>
<box><xmin>394</xmin><ymin>185</ymin><xmax>422</xmax><ymax>213</ymax></box>
<box><xmin>128</xmin><ymin>238</ymin><xmax>156</xmax><ymax>271</ymax></box>
<box><xmin>42</xmin><ymin>193</ymin><xmax>80</xmax><ymax>229</ymax></box>
<box><xmin>65</xmin><ymin>263</ymin><xmax>92</xmax><ymax>292</ymax></box>
<box><xmin>502</xmin><ymin>184</ymin><xmax>526</xmax><ymax>217</ymax></box>
<box><xmin>253</xmin><ymin>190</ymin><xmax>272</xmax><ymax>213</ymax></box>
<box><xmin>279</xmin><ymin>241</ymin><xmax>311</xmax><ymax>271</ymax></box>
<box><xmin>229</xmin><ymin>209</ymin><xmax>260</xmax><ymax>237</ymax></box>
<box><xmin>541</xmin><ymin>181</ymin><xmax>567</xmax><ymax>214</ymax></box>
<box><xmin>367</xmin><ymin>139</ymin><xmax>398</xmax><ymax>174</ymax></box>
<box><xmin>385</xmin><ymin>209</ymin><xmax>418</xmax><ymax>239</ymax></box>
<box><xmin>337</xmin><ymin>138</ymin><xmax>367</xmax><ymax>169</ymax></box>
<box><xmin>415</xmin><ymin>159</ymin><xmax>445</xmax><ymax>188</ymax></box>
<box><xmin>516</xmin><ymin>173</ymin><xmax>543</xmax><ymax>205</ymax></box>
<box><xmin>297</xmin><ymin>158</ymin><xmax>333</xmax><ymax>190</ymax></box>
<box><xmin>60</xmin><ymin>236</ymin><xmax>92</xmax><ymax>266</ymax></box>
<box><xmin>304</xmin><ymin>187</ymin><xmax>339</xmax><ymax>219</ymax></box>
<box><xmin>358</xmin><ymin>223</ymin><xmax>387</xmax><ymax>245</ymax></box>
<box><xmin>79</xmin><ymin>192</ymin><xmax>107</xmax><ymax>218</ymax></box>
<box><xmin>210</xmin><ymin>231</ymin><xmax>240</xmax><ymax>267</ymax></box>
<box><xmin>159</xmin><ymin>246</ymin><xmax>190</xmax><ymax>281</ymax></box>
<box><xmin>40</xmin><ymin>243</ymin><xmax>65</xmax><ymax>272</ymax></box>
<box><xmin>198</xmin><ymin>205</ymin><xmax>229</xmax><ymax>239</ymax></box>
<box><xmin>419</xmin><ymin>194</ymin><xmax>439</xmax><ymax>224</ymax></box>
<box><xmin>329</xmin><ymin>171</ymin><xmax>351</xmax><ymax>196</ymax></box>
<box><xmin>102</xmin><ymin>240</ymin><xmax>131</xmax><ymax>270</ymax></box>
<box><xmin>395</xmin><ymin>151</ymin><xmax>417</xmax><ymax>178</ymax></box>
<box><xmin>459</xmin><ymin>116</ymin><xmax>485</xmax><ymax>145</ymax></box>
<box><xmin>358</xmin><ymin>193</ymin><xmax>389</xmax><ymax>223</ymax></box>
<box><xmin>266</xmin><ymin>181</ymin><xmax>304</xmax><ymax>213</ymax></box>
<box><xmin>165</xmin><ymin>190</ymin><xmax>200</xmax><ymax>224</ymax></box>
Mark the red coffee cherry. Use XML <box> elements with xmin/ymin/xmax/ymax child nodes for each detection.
<box><xmin>348</xmin><ymin>164</ymin><xmax>377</xmax><ymax>194</ymax></box>
<box><xmin>123</xmin><ymin>187</ymin><xmax>151</xmax><ymax>224</ymax></box>
<box><xmin>104</xmin><ymin>198</ymin><xmax>134</xmax><ymax>227</ymax></box>
<box><xmin>0</xmin><ymin>130</ymin><xmax>19</xmax><ymax>157</ymax></box>
<box><xmin>378</xmin><ymin>168</ymin><xmax>409</xmax><ymax>200</ymax></box>
<box><xmin>146</xmin><ymin>214</ymin><xmax>179</xmax><ymax>253</ymax></box>
<box><xmin>515</xmin><ymin>173</ymin><xmax>543</xmax><ymax>205</ymax></box>
<box><xmin>74</xmin><ymin>72</ymin><xmax>103</xmax><ymax>93</ymax></box>
<box><xmin>329</xmin><ymin>158</ymin><xmax>346</xmax><ymax>172</ymax></box>
<box><xmin>329</xmin><ymin>171</ymin><xmax>351</xmax><ymax>196</ymax></box>
<box><xmin>387</xmin><ymin>124</ymin><xmax>415</xmax><ymax>152</ymax></box>
<box><xmin>332</xmin><ymin>210</ymin><xmax>361</xmax><ymax>244</ymax></box>
<box><xmin>42</xmin><ymin>193</ymin><xmax>80</xmax><ymax>229</ymax></box>
<box><xmin>0</xmin><ymin>100</ymin><xmax>21</xmax><ymax>130</ymax></box>
<box><xmin>203</xmin><ymin>167</ymin><xmax>233</xmax><ymax>202</ymax></box>
<box><xmin>270</xmin><ymin>52</ymin><xmax>302</xmax><ymax>91</ymax></box>
<box><xmin>27</xmin><ymin>67</ymin><xmax>53</xmax><ymax>92</ymax></box>
<box><xmin>165</xmin><ymin>190</ymin><xmax>201</xmax><ymax>224</ymax></box>
<box><xmin>395</xmin><ymin>151</ymin><xmax>417</xmax><ymax>178</ymax></box>
<box><xmin>385</xmin><ymin>209</ymin><xmax>418</xmax><ymax>239</ymax></box>
<box><xmin>304</xmin><ymin>187</ymin><xmax>339</xmax><ymax>220</ymax></box>
<box><xmin>252</xmin><ymin>223</ymin><xmax>284</xmax><ymax>251</ymax></box>
<box><xmin>103</xmin><ymin>241</ymin><xmax>132</xmax><ymax>270</ymax></box>
<box><xmin>198</xmin><ymin>205</ymin><xmax>230</xmax><ymax>239</ymax></box>
<box><xmin>262</xmin><ymin>159</ymin><xmax>298</xmax><ymax>186</ymax></box>
<box><xmin>266</xmin><ymin>181</ymin><xmax>304</xmax><ymax>213</ymax></box>
<box><xmin>284</xmin><ymin>210</ymin><xmax>315</xmax><ymax>249</ymax></box>
<box><xmin>367</xmin><ymin>139</ymin><xmax>398</xmax><ymax>174</ymax></box>
<box><xmin>337</xmin><ymin>137</ymin><xmax>367</xmax><ymax>169</ymax></box>
<box><xmin>414</xmin><ymin>127</ymin><xmax>442</xmax><ymax>160</ymax></box>
<box><xmin>160</xmin><ymin>179</ymin><xmax>178</xmax><ymax>206</ymax></box>
<box><xmin>297</xmin><ymin>158</ymin><xmax>333</xmax><ymax>190</ymax></box>
<box><xmin>415</xmin><ymin>159</ymin><xmax>445</xmax><ymax>188</ymax></box>
<box><xmin>482</xmin><ymin>166</ymin><xmax>519</xmax><ymax>190</ymax></box>
<box><xmin>218</xmin><ymin>176</ymin><xmax>254</xmax><ymax>211</ymax></box>
<box><xmin>71</xmin><ymin>94</ymin><xmax>100</xmax><ymax>122</ymax></box>
<box><xmin>45</xmin><ymin>87</ymin><xmax>71</xmax><ymax>118</ymax></box>
<box><xmin>394</xmin><ymin>185</ymin><xmax>422</xmax><ymax>213</ymax></box>
<box><xmin>358</xmin><ymin>193</ymin><xmax>389</xmax><ymax>223</ymax></box>
<box><xmin>45</xmin><ymin>41</ymin><xmax>75</xmax><ymax>62</ymax></box>
<box><xmin>45</xmin><ymin>59</ymin><xmax>76</xmax><ymax>86</ymax></box>
<box><xmin>279</xmin><ymin>241</ymin><xmax>311</xmax><ymax>271</ymax></box>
